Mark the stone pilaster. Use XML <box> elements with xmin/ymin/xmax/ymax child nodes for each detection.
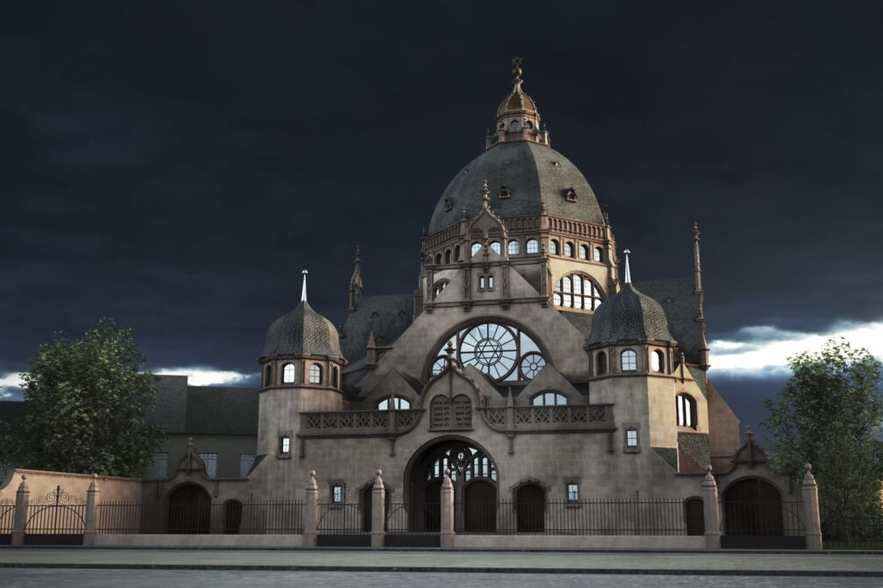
<box><xmin>802</xmin><ymin>463</ymin><xmax>823</xmax><ymax>550</ymax></box>
<box><xmin>83</xmin><ymin>474</ymin><xmax>101</xmax><ymax>546</ymax></box>
<box><xmin>371</xmin><ymin>470</ymin><xmax>386</xmax><ymax>548</ymax></box>
<box><xmin>440</xmin><ymin>468</ymin><xmax>455</xmax><ymax>548</ymax></box>
<box><xmin>701</xmin><ymin>466</ymin><xmax>721</xmax><ymax>549</ymax></box>
<box><xmin>11</xmin><ymin>475</ymin><xmax>29</xmax><ymax>546</ymax></box>
<box><xmin>303</xmin><ymin>470</ymin><xmax>319</xmax><ymax>547</ymax></box>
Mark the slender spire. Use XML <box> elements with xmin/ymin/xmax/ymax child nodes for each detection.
<box><xmin>693</xmin><ymin>222</ymin><xmax>703</xmax><ymax>294</ymax></box>
<box><xmin>301</xmin><ymin>269</ymin><xmax>308</xmax><ymax>302</ymax></box>
<box><xmin>623</xmin><ymin>249</ymin><xmax>632</xmax><ymax>284</ymax></box>
<box><xmin>349</xmin><ymin>246</ymin><xmax>364</xmax><ymax>312</ymax></box>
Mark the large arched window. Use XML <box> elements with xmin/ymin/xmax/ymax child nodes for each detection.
<box><xmin>309</xmin><ymin>364</ymin><xmax>322</xmax><ymax>384</ymax></box>
<box><xmin>526</xmin><ymin>239</ymin><xmax>539</xmax><ymax>254</ymax></box>
<box><xmin>531</xmin><ymin>391</ymin><xmax>567</xmax><ymax>406</ymax></box>
<box><xmin>621</xmin><ymin>350</ymin><xmax>637</xmax><ymax>371</ymax></box>
<box><xmin>553</xmin><ymin>274</ymin><xmax>604</xmax><ymax>310</ymax></box>
<box><xmin>677</xmin><ymin>394</ymin><xmax>697</xmax><ymax>428</ymax></box>
<box><xmin>429</xmin><ymin>321</ymin><xmax>546</xmax><ymax>382</ymax></box>
<box><xmin>508</xmin><ymin>240</ymin><xmax>520</xmax><ymax>255</ymax></box>
<box><xmin>282</xmin><ymin>363</ymin><xmax>296</xmax><ymax>384</ymax></box>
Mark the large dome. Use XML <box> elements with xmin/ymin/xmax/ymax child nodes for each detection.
<box><xmin>261</xmin><ymin>301</ymin><xmax>344</xmax><ymax>360</ymax></box>
<box><xmin>587</xmin><ymin>283</ymin><xmax>675</xmax><ymax>344</ymax></box>
<box><xmin>427</xmin><ymin>142</ymin><xmax>605</xmax><ymax>235</ymax></box>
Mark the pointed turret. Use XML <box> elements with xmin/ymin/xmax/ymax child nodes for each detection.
<box><xmin>693</xmin><ymin>223</ymin><xmax>710</xmax><ymax>370</ymax></box>
<box><xmin>486</xmin><ymin>57</ymin><xmax>550</xmax><ymax>149</ymax></box>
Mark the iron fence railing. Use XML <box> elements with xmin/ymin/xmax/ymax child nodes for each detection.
<box><xmin>822</xmin><ymin>514</ymin><xmax>883</xmax><ymax>549</ymax></box>
<box><xmin>97</xmin><ymin>500</ymin><xmax>304</xmax><ymax>535</ymax></box>
<box><xmin>386</xmin><ymin>502</ymin><xmax>440</xmax><ymax>534</ymax></box>
<box><xmin>317</xmin><ymin>502</ymin><xmax>367</xmax><ymax>534</ymax></box>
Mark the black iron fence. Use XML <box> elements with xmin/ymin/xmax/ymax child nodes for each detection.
<box><xmin>316</xmin><ymin>502</ymin><xmax>367</xmax><ymax>534</ymax></box>
<box><xmin>97</xmin><ymin>500</ymin><xmax>305</xmax><ymax>535</ymax></box>
<box><xmin>386</xmin><ymin>502</ymin><xmax>440</xmax><ymax>534</ymax></box>
<box><xmin>822</xmin><ymin>515</ymin><xmax>883</xmax><ymax>549</ymax></box>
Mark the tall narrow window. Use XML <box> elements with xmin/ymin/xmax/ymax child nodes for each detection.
<box><xmin>309</xmin><ymin>364</ymin><xmax>322</xmax><ymax>384</ymax></box>
<box><xmin>579</xmin><ymin>245</ymin><xmax>589</xmax><ymax>260</ymax></box>
<box><xmin>566</xmin><ymin>482</ymin><xmax>580</xmax><ymax>502</ymax></box>
<box><xmin>331</xmin><ymin>484</ymin><xmax>345</xmax><ymax>504</ymax></box>
<box><xmin>596</xmin><ymin>352</ymin><xmax>607</xmax><ymax>375</ymax></box>
<box><xmin>264</xmin><ymin>365</ymin><xmax>273</xmax><ymax>387</ymax></box>
<box><xmin>564</xmin><ymin>242</ymin><xmax>574</xmax><ymax>257</ymax></box>
<box><xmin>621</xmin><ymin>350</ymin><xmax>637</xmax><ymax>371</ymax></box>
<box><xmin>550</xmin><ymin>240</ymin><xmax>560</xmax><ymax>255</ymax></box>
<box><xmin>488</xmin><ymin>275</ymin><xmax>494</xmax><ymax>289</ymax></box>
<box><xmin>677</xmin><ymin>394</ymin><xmax>697</xmax><ymax>428</ymax></box>
<box><xmin>280</xmin><ymin>435</ymin><xmax>291</xmax><ymax>454</ymax></box>
<box><xmin>282</xmin><ymin>363</ymin><xmax>296</xmax><ymax>383</ymax></box>
<box><xmin>594</xmin><ymin>247</ymin><xmax>603</xmax><ymax>262</ymax></box>
<box><xmin>526</xmin><ymin>239</ymin><xmax>539</xmax><ymax>254</ymax></box>
<box><xmin>651</xmin><ymin>350</ymin><xmax>665</xmax><ymax>373</ymax></box>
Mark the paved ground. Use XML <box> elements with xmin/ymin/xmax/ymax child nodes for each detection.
<box><xmin>0</xmin><ymin>548</ymin><xmax>882</xmax><ymax>577</ymax></box>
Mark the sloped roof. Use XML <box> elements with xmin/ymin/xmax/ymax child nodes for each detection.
<box><xmin>634</xmin><ymin>278</ymin><xmax>704</xmax><ymax>364</ymax></box>
<box><xmin>587</xmin><ymin>283</ymin><xmax>674</xmax><ymax>344</ymax></box>
<box><xmin>340</xmin><ymin>293</ymin><xmax>414</xmax><ymax>363</ymax></box>
<box><xmin>262</xmin><ymin>301</ymin><xmax>344</xmax><ymax>360</ymax></box>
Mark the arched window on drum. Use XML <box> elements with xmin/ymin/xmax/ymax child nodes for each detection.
<box><xmin>553</xmin><ymin>274</ymin><xmax>604</xmax><ymax>310</ymax></box>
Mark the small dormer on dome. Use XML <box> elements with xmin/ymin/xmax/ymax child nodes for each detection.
<box><xmin>486</xmin><ymin>58</ymin><xmax>550</xmax><ymax>149</ymax></box>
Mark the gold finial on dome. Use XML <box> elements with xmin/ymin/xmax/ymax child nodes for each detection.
<box><xmin>511</xmin><ymin>56</ymin><xmax>524</xmax><ymax>84</ymax></box>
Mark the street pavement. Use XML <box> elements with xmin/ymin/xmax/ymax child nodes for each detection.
<box><xmin>0</xmin><ymin>547</ymin><xmax>882</xmax><ymax>577</ymax></box>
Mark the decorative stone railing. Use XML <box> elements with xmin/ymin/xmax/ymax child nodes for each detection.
<box><xmin>299</xmin><ymin>409</ymin><xmax>423</xmax><ymax>437</ymax></box>
<box><xmin>546</xmin><ymin>216</ymin><xmax>607</xmax><ymax>239</ymax></box>
<box><xmin>480</xmin><ymin>404</ymin><xmax>614</xmax><ymax>433</ymax></box>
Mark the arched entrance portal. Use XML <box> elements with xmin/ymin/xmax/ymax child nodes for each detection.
<box><xmin>723</xmin><ymin>478</ymin><xmax>783</xmax><ymax>536</ymax></box>
<box><xmin>167</xmin><ymin>484</ymin><xmax>211</xmax><ymax>534</ymax></box>
<box><xmin>408</xmin><ymin>439</ymin><xmax>498</xmax><ymax>532</ymax></box>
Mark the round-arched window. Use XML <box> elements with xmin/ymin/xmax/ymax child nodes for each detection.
<box><xmin>621</xmin><ymin>350</ymin><xmax>637</xmax><ymax>372</ymax></box>
<box><xmin>553</xmin><ymin>274</ymin><xmax>604</xmax><ymax>310</ymax></box>
<box><xmin>429</xmin><ymin>322</ymin><xmax>546</xmax><ymax>382</ymax></box>
<box><xmin>282</xmin><ymin>363</ymin><xmax>296</xmax><ymax>384</ymax></box>
<box><xmin>550</xmin><ymin>240</ymin><xmax>560</xmax><ymax>255</ymax></box>
<box><xmin>309</xmin><ymin>364</ymin><xmax>322</xmax><ymax>384</ymax></box>
<box><xmin>471</xmin><ymin>243</ymin><xmax>482</xmax><ymax>257</ymax></box>
<box><xmin>508</xmin><ymin>241</ymin><xmax>520</xmax><ymax>255</ymax></box>
<box><xmin>490</xmin><ymin>241</ymin><xmax>502</xmax><ymax>255</ymax></box>
<box><xmin>564</xmin><ymin>242</ymin><xmax>574</xmax><ymax>257</ymax></box>
<box><xmin>526</xmin><ymin>239</ymin><xmax>539</xmax><ymax>254</ymax></box>
<box><xmin>531</xmin><ymin>391</ymin><xmax>567</xmax><ymax>406</ymax></box>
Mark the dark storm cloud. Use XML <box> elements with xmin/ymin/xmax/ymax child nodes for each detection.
<box><xmin>2</xmin><ymin>1</ymin><xmax>882</xmax><ymax>412</ymax></box>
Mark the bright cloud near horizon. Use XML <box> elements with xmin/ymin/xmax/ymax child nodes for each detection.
<box><xmin>710</xmin><ymin>320</ymin><xmax>883</xmax><ymax>377</ymax></box>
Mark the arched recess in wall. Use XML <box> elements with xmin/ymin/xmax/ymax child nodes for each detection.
<box><xmin>167</xmin><ymin>484</ymin><xmax>211</xmax><ymax>534</ymax></box>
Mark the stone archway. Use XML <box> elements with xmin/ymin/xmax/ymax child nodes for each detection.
<box><xmin>407</xmin><ymin>438</ymin><xmax>498</xmax><ymax>532</ymax></box>
<box><xmin>723</xmin><ymin>477</ymin><xmax>784</xmax><ymax>537</ymax></box>
<box><xmin>167</xmin><ymin>483</ymin><xmax>211</xmax><ymax>534</ymax></box>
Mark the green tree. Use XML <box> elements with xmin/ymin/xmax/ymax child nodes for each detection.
<box><xmin>0</xmin><ymin>318</ymin><xmax>164</xmax><ymax>477</ymax></box>
<box><xmin>762</xmin><ymin>338</ymin><xmax>883</xmax><ymax>521</ymax></box>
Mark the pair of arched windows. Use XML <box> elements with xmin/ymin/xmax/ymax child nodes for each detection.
<box><xmin>594</xmin><ymin>350</ymin><xmax>637</xmax><ymax>374</ymax></box>
<box><xmin>677</xmin><ymin>394</ymin><xmax>697</xmax><ymax>429</ymax></box>
<box><xmin>378</xmin><ymin>397</ymin><xmax>411</xmax><ymax>410</ymax></box>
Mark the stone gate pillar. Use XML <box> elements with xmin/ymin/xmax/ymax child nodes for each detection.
<box><xmin>701</xmin><ymin>466</ymin><xmax>721</xmax><ymax>549</ymax></box>
<box><xmin>11</xmin><ymin>475</ymin><xmax>29</xmax><ymax>546</ymax></box>
<box><xmin>303</xmin><ymin>470</ymin><xmax>319</xmax><ymax>547</ymax></box>
<box><xmin>371</xmin><ymin>470</ymin><xmax>386</xmax><ymax>548</ymax></box>
<box><xmin>802</xmin><ymin>463</ymin><xmax>823</xmax><ymax>550</ymax></box>
<box><xmin>83</xmin><ymin>474</ymin><xmax>101</xmax><ymax>546</ymax></box>
<box><xmin>440</xmin><ymin>468</ymin><xmax>454</xmax><ymax>549</ymax></box>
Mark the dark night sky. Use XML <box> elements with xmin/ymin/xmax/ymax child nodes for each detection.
<box><xmin>2</xmin><ymin>1</ymin><xmax>882</xmax><ymax>437</ymax></box>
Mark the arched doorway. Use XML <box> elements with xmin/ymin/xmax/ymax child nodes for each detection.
<box><xmin>224</xmin><ymin>500</ymin><xmax>242</xmax><ymax>534</ymax></box>
<box><xmin>167</xmin><ymin>484</ymin><xmax>211</xmax><ymax>534</ymax></box>
<box><xmin>516</xmin><ymin>483</ymin><xmax>545</xmax><ymax>532</ymax></box>
<box><xmin>407</xmin><ymin>438</ymin><xmax>498</xmax><ymax>533</ymax></box>
<box><xmin>723</xmin><ymin>478</ymin><xmax>784</xmax><ymax>536</ymax></box>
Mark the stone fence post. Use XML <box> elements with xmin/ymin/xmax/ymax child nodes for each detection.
<box><xmin>802</xmin><ymin>463</ymin><xmax>823</xmax><ymax>550</ymax></box>
<box><xmin>303</xmin><ymin>470</ymin><xmax>319</xmax><ymax>547</ymax></box>
<box><xmin>701</xmin><ymin>466</ymin><xmax>721</xmax><ymax>549</ymax></box>
<box><xmin>371</xmin><ymin>470</ymin><xmax>386</xmax><ymax>548</ymax></box>
<box><xmin>83</xmin><ymin>474</ymin><xmax>101</xmax><ymax>546</ymax></box>
<box><xmin>11</xmin><ymin>475</ymin><xmax>29</xmax><ymax>546</ymax></box>
<box><xmin>440</xmin><ymin>468</ymin><xmax>454</xmax><ymax>549</ymax></box>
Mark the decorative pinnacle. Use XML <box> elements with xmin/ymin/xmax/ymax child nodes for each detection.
<box><xmin>623</xmin><ymin>249</ymin><xmax>632</xmax><ymax>284</ymax></box>
<box><xmin>354</xmin><ymin>245</ymin><xmax>361</xmax><ymax>263</ymax></box>
<box><xmin>301</xmin><ymin>269</ymin><xmax>308</xmax><ymax>302</ymax></box>
<box><xmin>482</xmin><ymin>179</ymin><xmax>490</xmax><ymax>202</ymax></box>
<box><xmin>511</xmin><ymin>56</ymin><xmax>523</xmax><ymax>84</ymax></box>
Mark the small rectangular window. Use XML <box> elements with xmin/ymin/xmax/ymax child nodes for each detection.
<box><xmin>331</xmin><ymin>483</ymin><xmax>345</xmax><ymax>504</ymax></box>
<box><xmin>626</xmin><ymin>429</ymin><xmax>638</xmax><ymax>447</ymax></box>
<box><xmin>280</xmin><ymin>435</ymin><xmax>291</xmax><ymax>454</ymax></box>
<box><xmin>488</xmin><ymin>275</ymin><xmax>494</xmax><ymax>289</ymax></box>
<box><xmin>566</xmin><ymin>482</ymin><xmax>579</xmax><ymax>502</ymax></box>
<box><xmin>479</xmin><ymin>276</ymin><xmax>486</xmax><ymax>290</ymax></box>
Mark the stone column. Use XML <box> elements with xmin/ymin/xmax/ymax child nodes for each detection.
<box><xmin>303</xmin><ymin>470</ymin><xmax>319</xmax><ymax>547</ymax></box>
<box><xmin>371</xmin><ymin>470</ymin><xmax>386</xmax><ymax>548</ymax></box>
<box><xmin>440</xmin><ymin>468</ymin><xmax>455</xmax><ymax>549</ymax></box>
<box><xmin>83</xmin><ymin>474</ymin><xmax>101</xmax><ymax>546</ymax></box>
<box><xmin>802</xmin><ymin>463</ymin><xmax>823</xmax><ymax>550</ymax></box>
<box><xmin>701</xmin><ymin>466</ymin><xmax>721</xmax><ymax>549</ymax></box>
<box><xmin>11</xmin><ymin>475</ymin><xmax>29</xmax><ymax>546</ymax></box>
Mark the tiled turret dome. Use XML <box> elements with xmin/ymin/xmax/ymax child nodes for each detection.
<box><xmin>261</xmin><ymin>301</ymin><xmax>344</xmax><ymax>360</ymax></box>
<box><xmin>587</xmin><ymin>283</ymin><xmax>675</xmax><ymax>344</ymax></box>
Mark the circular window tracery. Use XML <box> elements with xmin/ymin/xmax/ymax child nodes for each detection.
<box><xmin>430</xmin><ymin>321</ymin><xmax>546</xmax><ymax>382</ymax></box>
